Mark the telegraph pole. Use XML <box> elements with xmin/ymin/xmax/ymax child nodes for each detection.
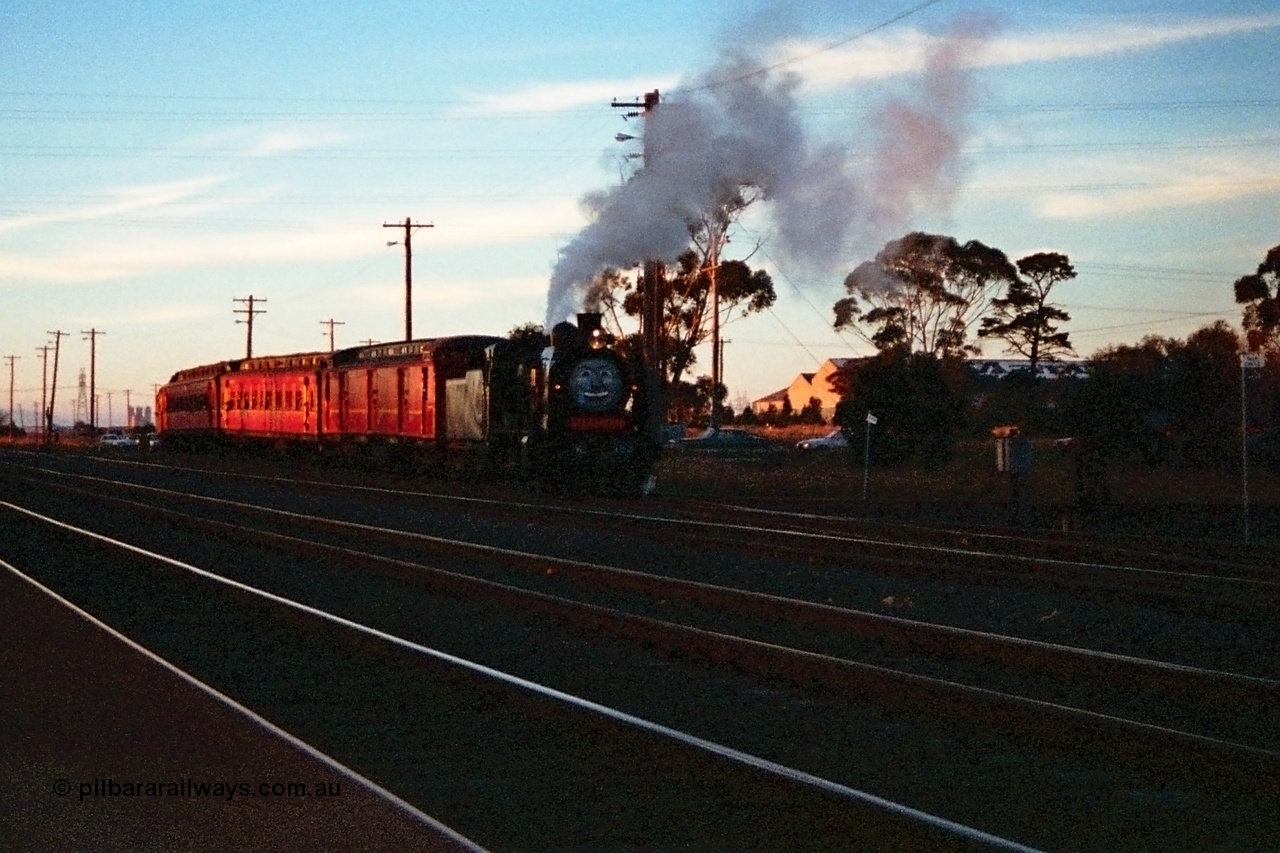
<box><xmin>35</xmin><ymin>345</ymin><xmax>50</xmax><ymax>440</ymax></box>
<box><xmin>46</xmin><ymin>330</ymin><xmax>66</xmax><ymax>443</ymax></box>
<box><xmin>709</xmin><ymin>252</ymin><xmax>723</xmax><ymax>429</ymax></box>
<box><xmin>233</xmin><ymin>296</ymin><xmax>267</xmax><ymax>358</ymax></box>
<box><xmin>715</xmin><ymin>337</ymin><xmax>730</xmax><ymax>423</ymax></box>
<box><xmin>3</xmin><ymin>354</ymin><xmax>17</xmax><ymax>431</ymax></box>
<box><xmin>611</xmin><ymin>90</ymin><xmax>665</xmax><ymax>448</ymax></box>
<box><xmin>320</xmin><ymin>318</ymin><xmax>346</xmax><ymax>352</ymax></box>
<box><xmin>1241</xmin><ymin>352</ymin><xmax>1265</xmax><ymax>544</ymax></box>
<box><xmin>383</xmin><ymin>218</ymin><xmax>433</xmax><ymax>341</ymax></box>
<box><xmin>82</xmin><ymin>328</ymin><xmax>105</xmax><ymax>431</ymax></box>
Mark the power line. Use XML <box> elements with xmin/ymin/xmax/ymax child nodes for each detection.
<box><xmin>1074</xmin><ymin>262</ymin><xmax>1242</xmax><ymax>281</ymax></box>
<box><xmin>1069</xmin><ymin>312</ymin><xmax>1237</xmax><ymax>337</ymax></box>
<box><xmin>675</xmin><ymin>0</ymin><xmax>950</xmax><ymax>94</ymax></box>
<box><xmin>6</xmin><ymin>90</ymin><xmax>1275</xmax><ymax>112</ymax></box>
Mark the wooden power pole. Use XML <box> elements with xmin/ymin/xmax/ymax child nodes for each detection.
<box><xmin>46</xmin><ymin>330</ymin><xmax>65</xmax><ymax>442</ymax></box>
<box><xmin>320</xmin><ymin>318</ymin><xmax>346</xmax><ymax>352</ymax></box>
<box><xmin>383</xmin><ymin>218</ymin><xmax>433</xmax><ymax>341</ymax></box>
<box><xmin>34</xmin><ymin>345</ymin><xmax>50</xmax><ymax>440</ymax></box>
<box><xmin>233</xmin><ymin>296</ymin><xmax>267</xmax><ymax>358</ymax></box>
<box><xmin>611</xmin><ymin>90</ymin><xmax>666</xmax><ymax>447</ymax></box>
<box><xmin>81</xmin><ymin>328</ymin><xmax>105</xmax><ymax>430</ymax></box>
<box><xmin>3</xmin><ymin>354</ymin><xmax>17</xmax><ymax>431</ymax></box>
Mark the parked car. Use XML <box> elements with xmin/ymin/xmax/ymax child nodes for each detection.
<box><xmin>673</xmin><ymin>428</ymin><xmax>785</xmax><ymax>455</ymax></box>
<box><xmin>98</xmin><ymin>432</ymin><xmax>139</xmax><ymax>449</ymax></box>
<box><xmin>796</xmin><ymin>429</ymin><xmax>850</xmax><ymax>451</ymax></box>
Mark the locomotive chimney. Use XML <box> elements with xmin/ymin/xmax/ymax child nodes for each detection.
<box><xmin>576</xmin><ymin>312</ymin><xmax>602</xmax><ymax>334</ymax></box>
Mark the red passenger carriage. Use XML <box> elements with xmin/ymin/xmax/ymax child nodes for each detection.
<box><xmin>156</xmin><ymin>316</ymin><xmax>656</xmax><ymax>494</ymax></box>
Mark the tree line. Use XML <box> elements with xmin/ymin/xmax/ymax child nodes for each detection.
<box><xmin>827</xmin><ymin>235</ymin><xmax>1280</xmax><ymax>471</ymax></box>
<box><xmin>511</xmin><ymin>232</ymin><xmax>1279</xmax><ymax>470</ymax></box>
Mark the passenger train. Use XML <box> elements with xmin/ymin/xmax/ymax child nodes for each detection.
<box><xmin>156</xmin><ymin>313</ymin><xmax>657</xmax><ymax>494</ymax></box>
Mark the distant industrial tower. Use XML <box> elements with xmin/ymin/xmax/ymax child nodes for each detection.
<box><xmin>126</xmin><ymin>405</ymin><xmax>153</xmax><ymax>428</ymax></box>
<box><xmin>75</xmin><ymin>369</ymin><xmax>89</xmax><ymax>425</ymax></box>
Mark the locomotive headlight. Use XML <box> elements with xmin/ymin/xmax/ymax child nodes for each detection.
<box><xmin>568</xmin><ymin>357</ymin><xmax>624</xmax><ymax>413</ymax></box>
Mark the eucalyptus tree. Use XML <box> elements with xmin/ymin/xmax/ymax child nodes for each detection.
<box><xmin>833</xmin><ymin>232</ymin><xmax>1018</xmax><ymax>357</ymax></box>
<box><xmin>978</xmin><ymin>251</ymin><xmax>1076</xmax><ymax>376</ymax></box>
<box><xmin>1234</xmin><ymin>243</ymin><xmax>1280</xmax><ymax>353</ymax></box>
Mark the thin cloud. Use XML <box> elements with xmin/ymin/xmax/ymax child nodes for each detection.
<box><xmin>1004</xmin><ymin>151</ymin><xmax>1280</xmax><ymax>219</ymax></box>
<box><xmin>349</xmin><ymin>275</ymin><xmax>542</xmax><ymax>309</ymax></box>
<box><xmin>0</xmin><ymin>226</ymin><xmax>376</xmax><ymax>284</ymax></box>
<box><xmin>980</xmin><ymin>14</ymin><xmax>1280</xmax><ymax>67</ymax></box>
<box><xmin>430</xmin><ymin>197</ymin><xmax>586</xmax><ymax>246</ymax></box>
<box><xmin>246</xmin><ymin>129</ymin><xmax>353</xmax><ymax>157</ymax></box>
<box><xmin>1037</xmin><ymin>173</ymin><xmax>1280</xmax><ymax>219</ymax></box>
<box><xmin>784</xmin><ymin>13</ymin><xmax>1280</xmax><ymax>89</ymax></box>
<box><xmin>415</xmin><ymin>275</ymin><xmax>546</xmax><ymax>307</ymax></box>
<box><xmin>0</xmin><ymin>175</ymin><xmax>230</xmax><ymax>234</ymax></box>
<box><xmin>68</xmin><ymin>303</ymin><xmax>220</xmax><ymax>328</ymax></box>
<box><xmin>0</xmin><ymin>193</ymin><xmax>582</xmax><ymax>284</ymax></box>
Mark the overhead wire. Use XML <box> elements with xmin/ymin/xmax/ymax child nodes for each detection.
<box><xmin>672</xmin><ymin>0</ymin><xmax>951</xmax><ymax>95</ymax></box>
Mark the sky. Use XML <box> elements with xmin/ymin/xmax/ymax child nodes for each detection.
<box><xmin>2</xmin><ymin>0</ymin><xmax>1278</xmax><ymax>427</ymax></box>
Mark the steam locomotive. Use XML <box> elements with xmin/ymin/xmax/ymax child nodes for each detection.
<box><xmin>155</xmin><ymin>313</ymin><xmax>657</xmax><ymax>495</ymax></box>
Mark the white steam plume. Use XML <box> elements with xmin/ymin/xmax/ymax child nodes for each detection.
<box><xmin>545</xmin><ymin>23</ymin><xmax>989</xmax><ymax>326</ymax></box>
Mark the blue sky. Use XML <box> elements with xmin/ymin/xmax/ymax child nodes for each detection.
<box><xmin>2</xmin><ymin>1</ymin><xmax>1277</xmax><ymax>426</ymax></box>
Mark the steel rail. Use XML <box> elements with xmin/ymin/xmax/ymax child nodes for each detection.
<box><xmin>15</xmin><ymin>462</ymin><xmax>1279</xmax><ymax>722</ymax></box>
<box><xmin>0</xmin><ymin>556</ymin><xmax>488</xmax><ymax>852</ymax></box>
<box><xmin>6</xmin><ymin>475</ymin><xmax>1276</xmax><ymax>780</ymax></box>
<box><xmin>13</xmin><ymin>452</ymin><xmax>1273</xmax><ymax>605</ymax></box>
<box><xmin>0</xmin><ymin>498</ymin><xmax>1044</xmax><ymax>853</ymax></box>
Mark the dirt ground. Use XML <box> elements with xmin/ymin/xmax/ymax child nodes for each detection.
<box><xmin>657</xmin><ymin>432</ymin><xmax>1280</xmax><ymax>549</ymax></box>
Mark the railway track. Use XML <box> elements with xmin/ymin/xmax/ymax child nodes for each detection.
<box><xmin>28</xmin><ymin>450</ymin><xmax>1280</xmax><ymax>611</ymax></box>
<box><xmin>3</xmin><ymin>450</ymin><xmax>1278</xmax><ymax>850</ymax></box>
<box><xmin>10</xmin><ymin>451</ymin><xmax>1277</xmax><ymax>674</ymax></box>
<box><xmin>9</xmin><ymin>462</ymin><xmax>1279</xmax><ymax>751</ymax></box>
<box><xmin>2</xmin><ymin>496</ymin><xmax>1034</xmax><ymax>851</ymax></box>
